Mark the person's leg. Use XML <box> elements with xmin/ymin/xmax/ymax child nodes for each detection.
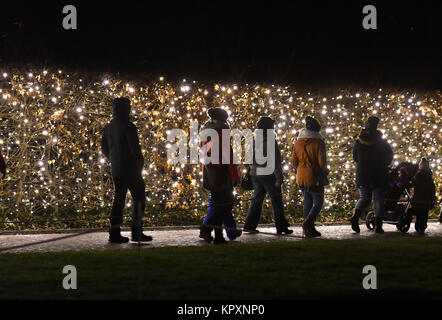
<box><xmin>373</xmin><ymin>188</ymin><xmax>385</xmax><ymax>218</ymax></box>
<box><xmin>203</xmin><ymin>198</ymin><xmax>213</xmax><ymax>225</ymax></box>
<box><xmin>109</xmin><ymin>177</ymin><xmax>129</xmax><ymax>243</ymax></box>
<box><xmin>355</xmin><ymin>187</ymin><xmax>373</xmax><ymax>213</ymax></box>
<box><xmin>302</xmin><ymin>188</ymin><xmax>313</xmax><ymax>219</ymax></box>
<box><xmin>415</xmin><ymin>209</ymin><xmax>429</xmax><ymax>234</ymax></box>
<box><xmin>309</xmin><ymin>191</ymin><xmax>324</xmax><ymax>237</ymax></box>
<box><xmin>302</xmin><ymin>189</ymin><xmax>324</xmax><ymax>237</ymax></box>
<box><xmin>209</xmin><ymin>188</ymin><xmax>234</xmax><ymax>244</ymax></box>
<box><xmin>223</xmin><ymin>209</ymin><xmax>242</xmax><ymax>240</ymax></box>
<box><xmin>128</xmin><ymin>175</ymin><xmax>152</xmax><ymax>241</ymax></box>
<box><xmin>309</xmin><ymin>192</ymin><xmax>325</xmax><ymax>220</ymax></box>
<box><xmin>421</xmin><ymin>209</ymin><xmax>429</xmax><ymax>232</ymax></box>
<box><xmin>373</xmin><ymin>187</ymin><xmax>386</xmax><ymax>233</ymax></box>
<box><xmin>244</xmin><ymin>177</ymin><xmax>267</xmax><ymax>231</ymax></box>
<box><xmin>351</xmin><ymin>187</ymin><xmax>372</xmax><ymax>233</ymax></box>
<box><xmin>260</xmin><ymin>178</ymin><xmax>291</xmax><ymax>233</ymax></box>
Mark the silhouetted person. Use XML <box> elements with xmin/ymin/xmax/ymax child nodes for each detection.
<box><xmin>101</xmin><ymin>97</ymin><xmax>152</xmax><ymax>243</ymax></box>
<box><xmin>410</xmin><ymin>158</ymin><xmax>436</xmax><ymax>234</ymax></box>
<box><xmin>0</xmin><ymin>148</ymin><xmax>6</xmax><ymax>178</ymax></box>
<box><xmin>200</xmin><ymin>108</ymin><xmax>239</xmax><ymax>244</ymax></box>
<box><xmin>244</xmin><ymin>116</ymin><xmax>292</xmax><ymax>235</ymax></box>
<box><xmin>350</xmin><ymin>116</ymin><xmax>393</xmax><ymax>234</ymax></box>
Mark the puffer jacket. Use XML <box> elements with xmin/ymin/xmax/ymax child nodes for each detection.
<box><xmin>353</xmin><ymin>129</ymin><xmax>393</xmax><ymax>188</ymax></box>
<box><xmin>201</xmin><ymin>120</ymin><xmax>239</xmax><ymax>191</ymax></box>
<box><xmin>101</xmin><ymin>103</ymin><xmax>144</xmax><ymax>178</ymax></box>
<box><xmin>291</xmin><ymin>129</ymin><xmax>328</xmax><ymax>187</ymax></box>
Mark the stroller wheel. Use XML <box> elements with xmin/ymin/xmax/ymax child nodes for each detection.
<box><xmin>366</xmin><ymin>211</ymin><xmax>375</xmax><ymax>230</ymax></box>
<box><xmin>397</xmin><ymin>215</ymin><xmax>411</xmax><ymax>233</ymax></box>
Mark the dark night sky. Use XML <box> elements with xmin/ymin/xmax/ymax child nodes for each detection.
<box><xmin>0</xmin><ymin>0</ymin><xmax>440</xmax><ymax>88</ymax></box>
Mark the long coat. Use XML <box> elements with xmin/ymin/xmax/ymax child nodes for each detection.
<box><xmin>101</xmin><ymin>104</ymin><xmax>144</xmax><ymax>178</ymax></box>
<box><xmin>201</xmin><ymin>121</ymin><xmax>239</xmax><ymax>191</ymax></box>
<box><xmin>291</xmin><ymin>129</ymin><xmax>328</xmax><ymax>188</ymax></box>
<box><xmin>353</xmin><ymin>129</ymin><xmax>393</xmax><ymax>188</ymax></box>
<box><xmin>412</xmin><ymin>169</ymin><xmax>436</xmax><ymax>210</ymax></box>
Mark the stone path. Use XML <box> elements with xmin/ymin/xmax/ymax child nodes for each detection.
<box><xmin>0</xmin><ymin>221</ymin><xmax>441</xmax><ymax>254</ymax></box>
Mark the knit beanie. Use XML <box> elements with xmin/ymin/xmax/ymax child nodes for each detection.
<box><xmin>257</xmin><ymin>116</ymin><xmax>275</xmax><ymax>129</ymax></box>
<box><xmin>305</xmin><ymin>116</ymin><xmax>321</xmax><ymax>132</ymax></box>
<box><xmin>207</xmin><ymin>108</ymin><xmax>229</xmax><ymax>122</ymax></box>
<box><xmin>419</xmin><ymin>157</ymin><xmax>430</xmax><ymax>170</ymax></box>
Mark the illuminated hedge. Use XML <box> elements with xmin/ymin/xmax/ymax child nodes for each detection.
<box><xmin>0</xmin><ymin>69</ymin><xmax>440</xmax><ymax>225</ymax></box>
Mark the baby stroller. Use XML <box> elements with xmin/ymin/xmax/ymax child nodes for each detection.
<box><xmin>366</xmin><ymin>162</ymin><xmax>418</xmax><ymax>233</ymax></box>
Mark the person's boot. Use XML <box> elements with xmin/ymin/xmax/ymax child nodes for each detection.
<box><xmin>277</xmin><ymin>227</ymin><xmax>294</xmax><ymax>235</ymax></box>
<box><xmin>109</xmin><ymin>227</ymin><xmax>129</xmax><ymax>244</ymax></box>
<box><xmin>310</xmin><ymin>221</ymin><xmax>322</xmax><ymax>238</ymax></box>
<box><xmin>375</xmin><ymin>217</ymin><xmax>384</xmax><ymax>234</ymax></box>
<box><xmin>350</xmin><ymin>209</ymin><xmax>362</xmax><ymax>233</ymax></box>
<box><xmin>213</xmin><ymin>228</ymin><xmax>228</xmax><ymax>245</ymax></box>
<box><xmin>199</xmin><ymin>226</ymin><xmax>213</xmax><ymax>243</ymax></box>
<box><xmin>227</xmin><ymin>227</ymin><xmax>242</xmax><ymax>241</ymax></box>
<box><xmin>302</xmin><ymin>215</ymin><xmax>313</xmax><ymax>238</ymax></box>
<box><xmin>131</xmin><ymin>227</ymin><xmax>153</xmax><ymax>242</ymax></box>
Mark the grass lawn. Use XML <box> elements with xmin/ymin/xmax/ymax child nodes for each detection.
<box><xmin>1</xmin><ymin>237</ymin><xmax>442</xmax><ymax>300</ymax></box>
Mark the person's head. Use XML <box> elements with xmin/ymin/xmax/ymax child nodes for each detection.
<box><xmin>419</xmin><ymin>157</ymin><xmax>430</xmax><ymax>170</ymax></box>
<box><xmin>257</xmin><ymin>116</ymin><xmax>275</xmax><ymax>130</ymax></box>
<box><xmin>112</xmin><ymin>97</ymin><xmax>131</xmax><ymax>121</ymax></box>
<box><xmin>207</xmin><ymin>107</ymin><xmax>229</xmax><ymax>123</ymax></box>
<box><xmin>305</xmin><ymin>116</ymin><xmax>321</xmax><ymax>132</ymax></box>
<box><xmin>365</xmin><ymin>116</ymin><xmax>380</xmax><ymax>132</ymax></box>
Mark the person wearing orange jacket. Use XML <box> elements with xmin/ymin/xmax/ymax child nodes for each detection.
<box><xmin>291</xmin><ymin>116</ymin><xmax>329</xmax><ymax>237</ymax></box>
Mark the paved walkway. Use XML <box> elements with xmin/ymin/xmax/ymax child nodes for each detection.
<box><xmin>0</xmin><ymin>221</ymin><xmax>441</xmax><ymax>254</ymax></box>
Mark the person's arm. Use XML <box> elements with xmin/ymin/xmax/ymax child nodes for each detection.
<box><xmin>274</xmin><ymin>142</ymin><xmax>283</xmax><ymax>186</ymax></box>
<box><xmin>127</xmin><ymin>124</ymin><xmax>144</xmax><ymax>171</ymax></box>
<box><xmin>383</xmin><ymin>140</ymin><xmax>394</xmax><ymax>167</ymax></box>
<box><xmin>353</xmin><ymin>141</ymin><xmax>359</xmax><ymax>163</ymax></box>
<box><xmin>317</xmin><ymin>141</ymin><xmax>328</xmax><ymax>174</ymax></box>
<box><xmin>101</xmin><ymin>128</ymin><xmax>109</xmax><ymax>159</ymax></box>
<box><xmin>291</xmin><ymin>142</ymin><xmax>299</xmax><ymax>168</ymax></box>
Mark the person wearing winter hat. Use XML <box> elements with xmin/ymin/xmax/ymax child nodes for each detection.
<box><xmin>101</xmin><ymin>97</ymin><xmax>153</xmax><ymax>243</ymax></box>
<box><xmin>410</xmin><ymin>158</ymin><xmax>436</xmax><ymax>234</ymax></box>
<box><xmin>350</xmin><ymin>116</ymin><xmax>393</xmax><ymax>234</ymax></box>
<box><xmin>291</xmin><ymin>116</ymin><xmax>328</xmax><ymax>237</ymax></box>
<box><xmin>200</xmin><ymin>108</ymin><xmax>240</xmax><ymax>244</ymax></box>
<box><xmin>201</xmin><ymin>107</ymin><xmax>242</xmax><ymax>241</ymax></box>
<box><xmin>243</xmin><ymin>116</ymin><xmax>293</xmax><ymax>235</ymax></box>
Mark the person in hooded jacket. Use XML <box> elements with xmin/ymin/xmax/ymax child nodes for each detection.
<box><xmin>291</xmin><ymin>116</ymin><xmax>328</xmax><ymax>237</ymax></box>
<box><xmin>200</xmin><ymin>108</ymin><xmax>240</xmax><ymax>244</ymax></box>
<box><xmin>243</xmin><ymin>116</ymin><xmax>292</xmax><ymax>235</ymax></box>
<box><xmin>101</xmin><ymin>97</ymin><xmax>152</xmax><ymax>243</ymax></box>
<box><xmin>350</xmin><ymin>116</ymin><xmax>393</xmax><ymax>234</ymax></box>
<box><xmin>410</xmin><ymin>158</ymin><xmax>436</xmax><ymax>234</ymax></box>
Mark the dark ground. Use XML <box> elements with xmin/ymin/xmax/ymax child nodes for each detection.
<box><xmin>1</xmin><ymin>237</ymin><xmax>442</xmax><ymax>299</ymax></box>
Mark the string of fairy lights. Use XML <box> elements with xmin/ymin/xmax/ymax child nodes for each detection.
<box><xmin>0</xmin><ymin>69</ymin><xmax>440</xmax><ymax>224</ymax></box>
